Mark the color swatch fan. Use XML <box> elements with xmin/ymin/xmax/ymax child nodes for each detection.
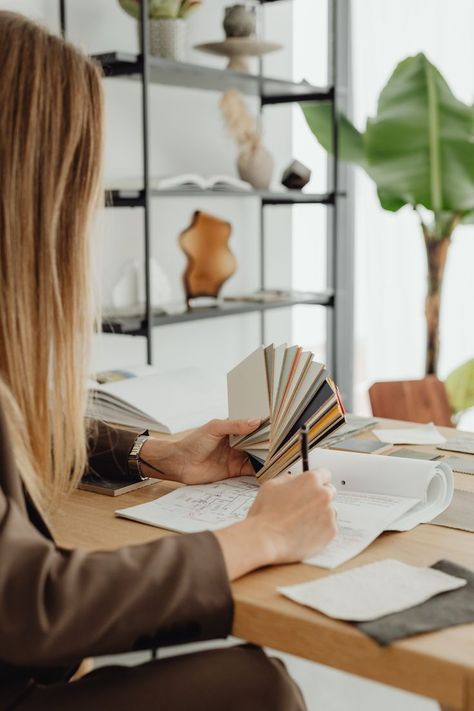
<box><xmin>227</xmin><ymin>345</ymin><xmax>345</xmax><ymax>481</ymax></box>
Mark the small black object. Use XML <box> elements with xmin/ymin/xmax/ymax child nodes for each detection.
<box><xmin>281</xmin><ymin>159</ymin><xmax>311</xmax><ymax>191</ymax></box>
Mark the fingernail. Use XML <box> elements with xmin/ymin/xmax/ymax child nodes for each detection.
<box><xmin>247</xmin><ymin>418</ymin><xmax>261</xmax><ymax>427</ymax></box>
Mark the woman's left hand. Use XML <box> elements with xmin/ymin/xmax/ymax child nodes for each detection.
<box><xmin>139</xmin><ymin>418</ymin><xmax>261</xmax><ymax>485</ymax></box>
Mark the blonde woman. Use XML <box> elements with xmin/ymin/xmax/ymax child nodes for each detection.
<box><xmin>0</xmin><ymin>11</ymin><xmax>337</xmax><ymax>711</ymax></box>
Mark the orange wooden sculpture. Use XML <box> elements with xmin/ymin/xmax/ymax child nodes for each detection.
<box><xmin>179</xmin><ymin>211</ymin><xmax>237</xmax><ymax>304</ymax></box>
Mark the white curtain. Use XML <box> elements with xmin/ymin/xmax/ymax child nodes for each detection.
<box><xmin>292</xmin><ymin>0</ymin><xmax>474</xmax><ymax>422</ymax></box>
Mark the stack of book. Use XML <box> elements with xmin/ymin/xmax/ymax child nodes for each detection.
<box><xmin>227</xmin><ymin>344</ymin><xmax>345</xmax><ymax>481</ymax></box>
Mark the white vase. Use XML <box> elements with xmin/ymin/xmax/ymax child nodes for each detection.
<box><xmin>237</xmin><ymin>144</ymin><xmax>274</xmax><ymax>190</ymax></box>
<box><xmin>112</xmin><ymin>258</ymin><xmax>172</xmax><ymax>311</ymax></box>
<box><xmin>146</xmin><ymin>18</ymin><xmax>186</xmax><ymax>61</ymax></box>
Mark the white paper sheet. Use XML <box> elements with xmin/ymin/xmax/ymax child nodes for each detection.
<box><xmin>372</xmin><ymin>423</ymin><xmax>446</xmax><ymax>445</ymax></box>
<box><xmin>305</xmin><ymin>492</ymin><xmax>419</xmax><ymax>569</ymax></box>
<box><xmin>116</xmin><ymin>450</ymin><xmax>454</xmax><ymax>569</ymax></box>
<box><xmin>116</xmin><ymin>477</ymin><xmax>259</xmax><ymax>533</ymax></box>
<box><xmin>285</xmin><ymin>448</ymin><xmax>453</xmax><ymax>531</ymax></box>
<box><xmin>278</xmin><ymin>559</ymin><xmax>466</xmax><ymax>621</ymax></box>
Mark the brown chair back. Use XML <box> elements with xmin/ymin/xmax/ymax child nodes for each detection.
<box><xmin>368</xmin><ymin>376</ymin><xmax>453</xmax><ymax>427</ymax></box>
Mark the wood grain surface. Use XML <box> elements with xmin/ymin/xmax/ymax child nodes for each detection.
<box><xmin>52</xmin><ymin>419</ymin><xmax>474</xmax><ymax>710</ymax></box>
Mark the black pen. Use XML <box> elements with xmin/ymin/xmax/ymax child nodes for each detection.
<box><xmin>300</xmin><ymin>424</ymin><xmax>310</xmax><ymax>471</ymax></box>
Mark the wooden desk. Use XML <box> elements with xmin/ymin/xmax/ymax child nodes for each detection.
<box><xmin>52</xmin><ymin>421</ymin><xmax>474</xmax><ymax>711</ymax></box>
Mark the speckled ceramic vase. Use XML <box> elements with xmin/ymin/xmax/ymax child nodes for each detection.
<box><xmin>147</xmin><ymin>18</ymin><xmax>186</xmax><ymax>60</ymax></box>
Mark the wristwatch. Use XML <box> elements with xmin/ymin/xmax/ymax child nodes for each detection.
<box><xmin>128</xmin><ymin>431</ymin><xmax>150</xmax><ymax>481</ymax></box>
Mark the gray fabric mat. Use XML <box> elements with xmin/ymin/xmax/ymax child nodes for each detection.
<box><xmin>431</xmin><ymin>489</ymin><xmax>474</xmax><ymax>532</ymax></box>
<box><xmin>356</xmin><ymin>560</ymin><xmax>474</xmax><ymax>645</ymax></box>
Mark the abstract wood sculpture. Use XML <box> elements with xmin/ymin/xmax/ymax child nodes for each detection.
<box><xmin>179</xmin><ymin>211</ymin><xmax>237</xmax><ymax>304</ymax></box>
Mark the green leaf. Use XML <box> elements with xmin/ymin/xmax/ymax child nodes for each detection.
<box><xmin>377</xmin><ymin>189</ymin><xmax>407</xmax><ymax>212</ymax></box>
<box><xmin>461</xmin><ymin>209</ymin><xmax>474</xmax><ymax>224</ymax></box>
<box><xmin>445</xmin><ymin>359</ymin><xmax>474</xmax><ymax>414</ymax></box>
<box><xmin>117</xmin><ymin>0</ymin><xmax>181</xmax><ymax>19</ymax></box>
<box><xmin>365</xmin><ymin>53</ymin><xmax>474</xmax><ymax>214</ymax></box>
<box><xmin>301</xmin><ymin>102</ymin><xmax>366</xmax><ymax>167</ymax></box>
<box><xmin>118</xmin><ymin>0</ymin><xmax>140</xmax><ymax>20</ymax></box>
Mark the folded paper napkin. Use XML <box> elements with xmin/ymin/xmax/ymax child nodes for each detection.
<box><xmin>356</xmin><ymin>560</ymin><xmax>474</xmax><ymax>645</ymax></box>
<box><xmin>278</xmin><ymin>559</ymin><xmax>465</xmax><ymax>622</ymax></box>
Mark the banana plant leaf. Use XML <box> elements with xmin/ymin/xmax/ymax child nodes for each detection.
<box><xmin>302</xmin><ymin>53</ymin><xmax>474</xmax><ymax>218</ymax></box>
<box><xmin>445</xmin><ymin>359</ymin><xmax>474</xmax><ymax>414</ymax></box>
<box><xmin>302</xmin><ymin>102</ymin><xmax>367</xmax><ymax>167</ymax></box>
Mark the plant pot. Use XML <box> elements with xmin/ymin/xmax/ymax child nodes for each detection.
<box><xmin>237</xmin><ymin>144</ymin><xmax>274</xmax><ymax>190</ymax></box>
<box><xmin>139</xmin><ymin>18</ymin><xmax>186</xmax><ymax>61</ymax></box>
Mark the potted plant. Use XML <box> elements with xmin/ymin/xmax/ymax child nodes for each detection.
<box><xmin>118</xmin><ymin>0</ymin><xmax>202</xmax><ymax>61</ymax></box>
<box><xmin>302</xmin><ymin>53</ymin><xmax>474</xmax><ymax>375</ymax></box>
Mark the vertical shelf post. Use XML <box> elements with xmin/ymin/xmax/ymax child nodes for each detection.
<box><xmin>326</xmin><ymin>0</ymin><xmax>354</xmax><ymax>409</ymax></box>
<box><xmin>139</xmin><ymin>0</ymin><xmax>153</xmax><ymax>364</ymax></box>
<box><xmin>59</xmin><ymin>0</ymin><xmax>66</xmax><ymax>37</ymax></box>
<box><xmin>327</xmin><ymin>0</ymin><xmax>339</xmax><ymax>383</ymax></box>
<box><xmin>258</xmin><ymin>3</ymin><xmax>266</xmax><ymax>346</ymax></box>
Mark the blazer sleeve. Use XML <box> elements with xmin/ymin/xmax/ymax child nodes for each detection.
<box><xmin>86</xmin><ymin>420</ymin><xmax>142</xmax><ymax>482</ymax></box>
<box><xmin>0</xmin><ymin>489</ymin><xmax>234</xmax><ymax>668</ymax></box>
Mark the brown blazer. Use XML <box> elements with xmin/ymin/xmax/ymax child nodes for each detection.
<box><xmin>0</xmin><ymin>410</ymin><xmax>233</xmax><ymax>709</ymax></box>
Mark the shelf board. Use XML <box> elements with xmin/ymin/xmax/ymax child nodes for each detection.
<box><xmin>102</xmin><ymin>291</ymin><xmax>334</xmax><ymax>335</ymax></box>
<box><xmin>105</xmin><ymin>188</ymin><xmax>335</xmax><ymax>207</ymax></box>
<box><xmin>94</xmin><ymin>52</ymin><xmax>332</xmax><ymax>104</ymax></box>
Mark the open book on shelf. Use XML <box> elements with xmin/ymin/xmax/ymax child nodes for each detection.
<box><xmin>107</xmin><ymin>174</ymin><xmax>252</xmax><ymax>193</ymax></box>
<box><xmin>115</xmin><ymin>448</ymin><xmax>454</xmax><ymax>568</ymax></box>
<box><xmin>227</xmin><ymin>344</ymin><xmax>346</xmax><ymax>481</ymax></box>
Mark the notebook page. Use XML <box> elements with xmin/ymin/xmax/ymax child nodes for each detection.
<box><xmin>116</xmin><ymin>477</ymin><xmax>259</xmax><ymax>533</ymax></box>
<box><xmin>286</xmin><ymin>449</ymin><xmax>454</xmax><ymax>530</ymax></box>
<box><xmin>306</xmin><ymin>491</ymin><xmax>419</xmax><ymax>569</ymax></box>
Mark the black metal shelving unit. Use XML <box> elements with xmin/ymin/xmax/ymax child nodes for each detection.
<box><xmin>102</xmin><ymin>289</ymin><xmax>335</xmax><ymax>335</ymax></box>
<box><xmin>107</xmin><ymin>187</ymin><xmax>335</xmax><ymax>208</ymax></box>
<box><xmin>61</xmin><ymin>0</ymin><xmax>343</xmax><ymax>378</ymax></box>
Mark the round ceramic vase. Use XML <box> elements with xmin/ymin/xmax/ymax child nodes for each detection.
<box><xmin>238</xmin><ymin>145</ymin><xmax>274</xmax><ymax>190</ymax></box>
<box><xmin>223</xmin><ymin>5</ymin><xmax>256</xmax><ymax>38</ymax></box>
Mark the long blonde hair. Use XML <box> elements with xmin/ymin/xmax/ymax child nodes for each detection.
<box><xmin>0</xmin><ymin>12</ymin><xmax>103</xmax><ymax>512</ymax></box>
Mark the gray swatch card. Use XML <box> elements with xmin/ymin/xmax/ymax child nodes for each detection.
<box><xmin>441</xmin><ymin>457</ymin><xmax>474</xmax><ymax>475</ymax></box>
<box><xmin>331</xmin><ymin>438</ymin><xmax>388</xmax><ymax>454</ymax></box>
<box><xmin>431</xmin><ymin>490</ymin><xmax>474</xmax><ymax>533</ymax></box>
<box><xmin>389</xmin><ymin>448</ymin><xmax>440</xmax><ymax>461</ymax></box>
<box><xmin>356</xmin><ymin>560</ymin><xmax>474</xmax><ymax>645</ymax></box>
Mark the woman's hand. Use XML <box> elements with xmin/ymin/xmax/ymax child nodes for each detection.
<box><xmin>139</xmin><ymin>418</ymin><xmax>261</xmax><ymax>485</ymax></box>
<box><xmin>214</xmin><ymin>469</ymin><xmax>337</xmax><ymax>580</ymax></box>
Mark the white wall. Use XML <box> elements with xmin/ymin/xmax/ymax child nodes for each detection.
<box><xmin>1</xmin><ymin>0</ymin><xmax>296</xmax><ymax>375</ymax></box>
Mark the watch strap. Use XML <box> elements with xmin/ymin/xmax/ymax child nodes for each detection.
<box><xmin>128</xmin><ymin>431</ymin><xmax>150</xmax><ymax>481</ymax></box>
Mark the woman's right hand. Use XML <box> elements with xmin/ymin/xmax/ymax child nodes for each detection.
<box><xmin>214</xmin><ymin>469</ymin><xmax>338</xmax><ymax>581</ymax></box>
